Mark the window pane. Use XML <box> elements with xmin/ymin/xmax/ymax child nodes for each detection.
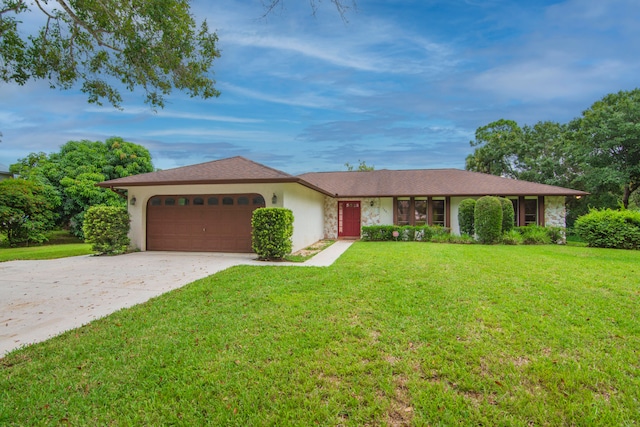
<box><xmin>223</xmin><ymin>197</ymin><xmax>234</xmax><ymax>205</ymax></box>
<box><xmin>193</xmin><ymin>197</ymin><xmax>204</xmax><ymax>205</ymax></box>
<box><xmin>415</xmin><ymin>200</ymin><xmax>427</xmax><ymax>226</ymax></box>
<box><xmin>397</xmin><ymin>199</ymin><xmax>410</xmax><ymax>226</ymax></box>
<box><xmin>253</xmin><ymin>195</ymin><xmax>265</xmax><ymax>205</ymax></box>
<box><xmin>524</xmin><ymin>199</ymin><xmax>537</xmax><ymax>225</ymax></box>
<box><xmin>207</xmin><ymin>197</ymin><xmax>218</xmax><ymax>205</ymax></box>
<box><xmin>164</xmin><ymin>197</ymin><xmax>175</xmax><ymax>206</ymax></box>
<box><xmin>178</xmin><ymin>197</ymin><xmax>189</xmax><ymax>206</ymax></box>
<box><xmin>150</xmin><ymin>197</ymin><xmax>162</xmax><ymax>206</ymax></box>
<box><xmin>238</xmin><ymin>196</ymin><xmax>249</xmax><ymax>205</ymax></box>
<box><xmin>432</xmin><ymin>200</ymin><xmax>445</xmax><ymax>226</ymax></box>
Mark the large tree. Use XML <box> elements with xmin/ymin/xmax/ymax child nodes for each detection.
<box><xmin>11</xmin><ymin>137</ymin><xmax>154</xmax><ymax>236</ymax></box>
<box><xmin>1</xmin><ymin>0</ymin><xmax>355</xmax><ymax>109</ymax></box>
<box><xmin>0</xmin><ymin>178</ymin><xmax>57</xmax><ymax>246</ymax></box>
<box><xmin>572</xmin><ymin>89</ymin><xmax>640</xmax><ymax>209</ymax></box>
<box><xmin>1</xmin><ymin>0</ymin><xmax>220</xmax><ymax>108</ymax></box>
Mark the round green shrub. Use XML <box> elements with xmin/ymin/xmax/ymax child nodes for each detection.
<box><xmin>499</xmin><ymin>198</ymin><xmax>515</xmax><ymax>233</ymax></box>
<box><xmin>575</xmin><ymin>208</ymin><xmax>640</xmax><ymax>249</ymax></box>
<box><xmin>474</xmin><ymin>196</ymin><xmax>503</xmax><ymax>244</ymax></box>
<box><xmin>458</xmin><ymin>199</ymin><xmax>476</xmax><ymax>236</ymax></box>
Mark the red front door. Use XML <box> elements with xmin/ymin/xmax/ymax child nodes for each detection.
<box><xmin>338</xmin><ymin>201</ymin><xmax>361</xmax><ymax>238</ymax></box>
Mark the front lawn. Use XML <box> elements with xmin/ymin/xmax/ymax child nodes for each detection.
<box><xmin>1</xmin><ymin>243</ymin><xmax>639</xmax><ymax>425</ymax></box>
<box><xmin>0</xmin><ymin>243</ymin><xmax>94</xmax><ymax>262</ymax></box>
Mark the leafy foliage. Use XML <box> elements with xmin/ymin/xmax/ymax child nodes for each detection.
<box><xmin>82</xmin><ymin>205</ymin><xmax>130</xmax><ymax>254</ymax></box>
<box><xmin>0</xmin><ymin>178</ymin><xmax>57</xmax><ymax>246</ymax></box>
<box><xmin>251</xmin><ymin>208</ymin><xmax>294</xmax><ymax>260</ymax></box>
<box><xmin>344</xmin><ymin>160</ymin><xmax>374</xmax><ymax>171</ymax></box>
<box><xmin>574</xmin><ymin>209</ymin><xmax>640</xmax><ymax>250</ymax></box>
<box><xmin>474</xmin><ymin>196</ymin><xmax>503</xmax><ymax>244</ymax></box>
<box><xmin>11</xmin><ymin>137</ymin><xmax>153</xmax><ymax>237</ymax></box>
<box><xmin>361</xmin><ymin>225</ymin><xmax>450</xmax><ymax>242</ymax></box>
<box><xmin>0</xmin><ymin>0</ymin><xmax>220</xmax><ymax>108</ymax></box>
<box><xmin>516</xmin><ymin>226</ymin><xmax>552</xmax><ymax>245</ymax></box>
<box><xmin>572</xmin><ymin>89</ymin><xmax>640</xmax><ymax>209</ymax></box>
<box><xmin>499</xmin><ymin>197</ymin><xmax>515</xmax><ymax>233</ymax></box>
<box><xmin>457</xmin><ymin>198</ymin><xmax>476</xmax><ymax>236</ymax></box>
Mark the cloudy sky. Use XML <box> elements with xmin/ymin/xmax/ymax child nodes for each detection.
<box><xmin>1</xmin><ymin>0</ymin><xmax>639</xmax><ymax>174</ymax></box>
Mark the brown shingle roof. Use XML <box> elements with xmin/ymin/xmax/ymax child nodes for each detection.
<box><xmin>99</xmin><ymin>156</ymin><xmax>587</xmax><ymax>197</ymax></box>
<box><xmin>99</xmin><ymin>156</ymin><xmax>300</xmax><ymax>187</ymax></box>
<box><xmin>297</xmin><ymin>169</ymin><xmax>588</xmax><ymax>197</ymax></box>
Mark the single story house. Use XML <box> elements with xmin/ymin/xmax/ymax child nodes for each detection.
<box><xmin>98</xmin><ymin>156</ymin><xmax>587</xmax><ymax>253</ymax></box>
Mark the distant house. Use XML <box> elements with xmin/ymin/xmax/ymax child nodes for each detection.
<box><xmin>99</xmin><ymin>156</ymin><xmax>587</xmax><ymax>253</ymax></box>
<box><xmin>0</xmin><ymin>163</ymin><xmax>12</xmax><ymax>181</ymax></box>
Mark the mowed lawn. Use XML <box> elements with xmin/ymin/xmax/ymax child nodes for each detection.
<box><xmin>1</xmin><ymin>243</ymin><xmax>639</xmax><ymax>426</ymax></box>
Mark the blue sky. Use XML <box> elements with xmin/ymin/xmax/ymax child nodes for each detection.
<box><xmin>1</xmin><ymin>0</ymin><xmax>639</xmax><ymax>174</ymax></box>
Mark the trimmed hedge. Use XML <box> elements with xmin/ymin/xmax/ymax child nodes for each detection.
<box><xmin>499</xmin><ymin>197</ymin><xmax>515</xmax><ymax>233</ymax></box>
<box><xmin>251</xmin><ymin>208</ymin><xmax>294</xmax><ymax>260</ymax></box>
<box><xmin>82</xmin><ymin>205</ymin><xmax>130</xmax><ymax>255</ymax></box>
<box><xmin>574</xmin><ymin>209</ymin><xmax>640</xmax><ymax>249</ymax></box>
<box><xmin>458</xmin><ymin>199</ymin><xmax>476</xmax><ymax>236</ymax></box>
<box><xmin>361</xmin><ymin>225</ymin><xmax>450</xmax><ymax>242</ymax></box>
<box><xmin>474</xmin><ymin>196</ymin><xmax>503</xmax><ymax>244</ymax></box>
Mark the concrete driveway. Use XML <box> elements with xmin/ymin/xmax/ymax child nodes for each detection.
<box><xmin>0</xmin><ymin>241</ymin><xmax>352</xmax><ymax>356</ymax></box>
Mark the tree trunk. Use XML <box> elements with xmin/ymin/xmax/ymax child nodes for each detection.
<box><xmin>622</xmin><ymin>184</ymin><xmax>631</xmax><ymax>209</ymax></box>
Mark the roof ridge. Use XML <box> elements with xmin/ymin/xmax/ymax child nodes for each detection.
<box><xmin>235</xmin><ymin>156</ymin><xmax>294</xmax><ymax>178</ymax></box>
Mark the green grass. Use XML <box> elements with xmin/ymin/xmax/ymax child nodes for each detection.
<box><xmin>1</xmin><ymin>243</ymin><xmax>639</xmax><ymax>425</ymax></box>
<box><xmin>0</xmin><ymin>243</ymin><xmax>94</xmax><ymax>262</ymax></box>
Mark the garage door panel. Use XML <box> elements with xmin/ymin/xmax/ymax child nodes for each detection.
<box><xmin>146</xmin><ymin>194</ymin><xmax>265</xmax><ymax>252</ymax></box>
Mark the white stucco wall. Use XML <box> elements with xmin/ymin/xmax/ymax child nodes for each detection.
<box><xmin>123</xmin><ymin>182</ymin><xmax>324</xmax><ymax>253</ymax></box>
<box><xmin>280</xmin><ymin>183</ymin><xmax>326</xmax><ymax>252</ymax></box>
<box><xmin>449</xmin><ymin>197</ymin><xmax>466</xmax><ymax>235</ymax></box>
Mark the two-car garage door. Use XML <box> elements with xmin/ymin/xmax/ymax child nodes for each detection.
<box><xmin>146</xmin><ymin>194</ymin><xmax>266</xmax><ymax>252</ymax></box>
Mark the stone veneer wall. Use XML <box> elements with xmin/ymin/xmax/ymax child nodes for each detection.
<box><xmin>544</xmin><ymin>196</ymin><xmax>566</xmax><ymax>228</ymax></box>
<box><xmin>545</xmin><ymin>196</ymin><xmax>567</xmax><ymax>243</ymax></box>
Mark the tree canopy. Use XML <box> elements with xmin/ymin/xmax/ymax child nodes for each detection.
<box><xmin>572</xmin><ymin>89</ymin><xmax>640</xmax><ymax>209</ymax></box>
<box><xmin>1</xmin><ymin>0</ymin><xmax>356</xmax><ymax>109</ymax></box>
<box><xmin>11</xmin><ymin>137</ymin><xmax>154</xmax><ymax>237</ymax></box>
<box><xmin>466</xmin><ymin>88</ymin><xmax>640</xmax><ymax>221</ymax></box>
<box><xmin>1</xmin><ymin>0</ymin><xmax>221</xmax><ymax>108</ymax></box>
<box><xmin>0</xmin><ymin>178</ymin><xmax>57</xmax><ymax>246</ymax></box>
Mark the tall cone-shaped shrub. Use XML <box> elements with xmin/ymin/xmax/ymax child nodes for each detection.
<box><xmin>474</xmin><ymin>196</ymin><xmax>503</xmax><ymax>244</ymax></box>
<box><xmin>252</xmin><ymin>208</ymin><xmax>294</xmax><ymax>260</ymax></box>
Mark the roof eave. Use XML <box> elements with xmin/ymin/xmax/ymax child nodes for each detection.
<box><xmin>98</xmin><ymin>177</ymin><xmax>335</xmax><ymax>197</ymax></box>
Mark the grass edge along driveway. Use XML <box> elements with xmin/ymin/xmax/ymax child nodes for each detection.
<box><xmin>1</xmin><ymin>242</ymin><xmax>639</xmax><ymax>426</ymax></box>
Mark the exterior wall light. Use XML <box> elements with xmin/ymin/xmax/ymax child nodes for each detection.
<box><xmin>272</xmin><ymin>193</ymin><xmax>278</xmax><ymax>204</ymax></box>
<box><xmin>130</xmin><ymin>196</ymin><xmax>136</xmax><ymax>206</ymax></box>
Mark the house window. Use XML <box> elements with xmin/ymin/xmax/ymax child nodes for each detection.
<box><xmin>193</xmin><ymin>197</ymin><xmax>204</xmax><ymax>205</ymax></box>
<box><xmin>222</xmin><ymin>197</ymin><xmax>234</xmax><ymax>205</ymax></box>
<box><xmin>207</xmin><ymin>197</ymin><xmax>219</xmax><ymax>205</ymax></box>
<box><xmin>395</xmin><ymin>197</ymin><xmax>449</xmax><ymax>227</ymax></box>
<box><xmin>432</xmin><ymin>199</ymin><xmax>445</xmax><ymax>226</ymax></box>
<box><xmin>397</xmin><ymin>198</ymin><xmax>411</xmax><ymax>226</ymax></box>
<box><xmin>164</xmin><ymin>197</ymin><xmax>175</xmax><ymax>206</ymax></box>
<box><xmin>415</xmin><ymin>198</ymin><xmax>427</xmax><ymax>226</ymax></box>
<box><xmin>253</xmin><ymin>195</ymin><xmax>265</xmax><ymax>205</ymax></box>
<box><xmin>150</xmin><ymin>197</ymin><xmax>162</xmax><ymax>206</ymax></box>
<box><xmin>524</xmin><ymin>199</ymin><xmax>537</xmax><ymax>225</ymax></box>
<box><xmin>237</xmin><ymin>196</ymin><xmax>249</xmax><ymax>205</ymax></box>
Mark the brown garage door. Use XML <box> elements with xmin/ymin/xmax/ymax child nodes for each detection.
<box><xmin>146</xmin><ymin>194</ymin><xmax>266</xmax><ymax>252</ymax></box>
